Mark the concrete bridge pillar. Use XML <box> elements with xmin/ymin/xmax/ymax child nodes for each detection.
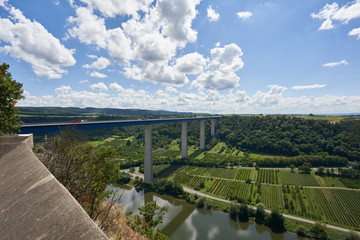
<box><xmin>181</xmin><ymin>122</ymin><xmax>188</xmax><ymax>158</ymax></box>
<box><xmin>144</xmin><ymin>125</ymin><xmax>153</xmax><ymax>184</ymax></box>
<box><xmin>200</xmin><ymin>120</ymin><xmax>205</xmax><ymax>150</ymax></box>
<box><xmin>211</xmin><ymin>119</ymin><xmax>216</xmax><ymax>136</ymax></box>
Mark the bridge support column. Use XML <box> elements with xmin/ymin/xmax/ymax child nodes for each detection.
<box><xmin>200</xmin><ymin>120</ymin><xmax>205</xmax><ymax>150</ymax></box>
<box><xmin>181</xmin><ymin>122</ymin><xmax>188</xmax><ymax>158</ymax></box>
<box><xmin>144</xmin><ymin>125</ymin><xmax>153</xmax><ymax>184</ymax></box>
<box><xmin>211</xmin><ymin>119</ymin><xmax>216</xmax><ymax>136</ymax></box>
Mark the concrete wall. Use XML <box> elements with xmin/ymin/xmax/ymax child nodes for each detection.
<box><xmin>0</xmin><ymin>135</ymin><xmax>108</xmax><ymax>240</ymax></box>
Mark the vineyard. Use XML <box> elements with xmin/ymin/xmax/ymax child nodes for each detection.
<box><xmin>164</xmin><ymin>165</ymin><xmax>360</xmax><ymax>229</ymax></box>
<box><xmin>256</xmin><ymin>169</ymin><xmax>279</xmax><ymax>184</ymax></box>
<box><xmin>278</xmin><ymin>171</ymin><xmax>319</xmax><ymax>186</ymax></box>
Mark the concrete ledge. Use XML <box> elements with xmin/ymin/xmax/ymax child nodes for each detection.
<box><xmin>0</xmin><ymin>135</ymin><xmax>108</xmax><ymax>240</ymax></box>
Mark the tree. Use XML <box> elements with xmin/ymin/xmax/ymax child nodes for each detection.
<box><xmin>255</xmin><ymin>204</ymin><xmax>266</xmax><ymax>224</ymax></box>
<box><xmin>127</xmin><ymin>201</ymin><xmax>168</xmax><ymax>240</ymax></box>
<box><xmin>229</xmin><ymin>202</ymin><xmax>238</xmax><ymax>218</ymax></box>
<box><xmin>310</xmin><ymin>223</ymin><xmax>328</xmax><ymax>240</ymax></box>
<box><xmin>0</xmin><ymin>63</ymin><xmax>24</xmax><ymax>135</ymax></box>
<box><xmin>289</xmin><ymin>164</ymin><xmax>296</xmax><ymax>172</ymax></box>
<box><xmin>40</xmin><ymin>130</ymin><xmax>120</xmax><ymax>219</ymax></box>
<box><xmin>266</xmin><ymin>209</ymin><xmax>286</xmax><ymax>233</ymax></box>
<box><xmin>316</xmin><ymin>166</ymin><xmax>325</xmax><ymax>175</ymax></box>
<box><xmin>237</xmin><ymin>203</ymin><xmax>249</xmax><ymax>222</ymax></box>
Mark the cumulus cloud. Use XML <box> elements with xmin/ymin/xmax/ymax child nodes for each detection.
<box><xmin>191</xmin><ymin>43</ymin><xmax>244</xmax><ymax>90</ymax></box>
<box><xmin>312</xmin><ymin>1</ymin><xmax>360</xmax><ymax>31</ymax></box>
<box><xmin>109</xmin><ymin>82</ymin><xmax>124</xmax><ymax>92</ymax></box>
<box><xmin>66</xmin><ymin>0</ymin><xmax>202</xmax><ymax>85</ymax></box>
<box><xmin>18</xmin><ymin>84</ymin><xmax>360</xmax><ymax>114</ymax></box>
<box><xmin>207</xmin><ymin>5</ymin><xmax>219</xmax><ymax>22</ymax></box>
<box><xmin>83</xmin><ymin>56</ymin><xmax>111</xmax><ymax>69</ymax></box>
<box><xmin>236</xmin><ymin>11</ymin><xmax>252</xmax><ymax>20</ymax></box>
<box><xmin>90</xmin><ymin>82</ymin><xmax>108</xmax><ymax>91</ymax></box>
<box><xmin>323</xmin><ymin>59</ymin><xmax>348</xmax><ymax>67</ymax></box>
<box><xmin>0</xmin><ymin>4</ymin><xmax>75</xmax><ymax>79</ymax></box>
<box><xmin>175</xmin><ymin>52</ymin><xmax>207</xmax><ymax>74</ymax></box>
<box><xmin>124</xmin><ymin>61</ymin><xmax>189</xmax><ymax>86</ymax></box>
<box><xmin>291</xmin><ymin>84</ymin><xmax>326</xmax><ymax>90</ymax></box>
<box><xmin>349</xmin><ymin>27</ymin><xmax>360</xmax><ymax>39</ymax></box>
<box><xmin>90</xmin><ymin>71</ymin><xmax>108</xmax><ymax>78</ymax></box>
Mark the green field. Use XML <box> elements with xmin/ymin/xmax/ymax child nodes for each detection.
<box><xmin>165</xmin><ymin>165</ymin><xmax>360</xmax><ymax>230</ymax></box>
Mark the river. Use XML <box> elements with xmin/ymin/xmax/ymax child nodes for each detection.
<box><xmin>109</xmin><ymin>184</ymin><xmax>306</xmax><ymax>240</ymax></box>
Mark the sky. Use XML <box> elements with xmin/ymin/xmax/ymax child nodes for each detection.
<box><xmin>1</xmin><ymin>0</ymin><xmax>360</xmax><ymax>114</ymax></box>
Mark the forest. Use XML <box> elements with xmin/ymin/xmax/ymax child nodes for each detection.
<box><xmin>216</xmin><ymin>115</ymin><xmax>360</xmax><ymax>161</ymax></box>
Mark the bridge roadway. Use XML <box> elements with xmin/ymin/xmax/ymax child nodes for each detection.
<box><xmin>20</xmin><ymin>116</ymin><xmax>220</xmax><ymax>183</ymax></box>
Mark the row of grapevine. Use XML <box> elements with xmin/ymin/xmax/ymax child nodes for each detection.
<box><xmin>316</xmin><ymin>176</ymin><xmax>345</xmax><ymax>187</ymax></box>
<box><xmin>211</xmin><ymin>168</ymin><xmax>237</xmax><ymax>179</ymax></box>
<box><xmin>261</xmin><ymin>185</ymin><xmax>283</xmax><ymax>210</ymax></box>
<box><xmin>278</xmin><ymin>171</ymin><xmax>319</xmax><ymax>186</ymax></box>
<box><xmin>257</xmin><ymin>169</ymin><xmax>278</xmax><ymax>184</ymax></box>
<box><xmin>340</xmin><ymin>178</ymin><xmax>360</xmax><ymax>189</ymax></box>
<box><xmin>234</xmin><ymin>168</ymin><xmax>251</xmax><ymax>181</ymax></box>
<box><xmin>187</xmin><ymin>176</ymin><xmax>207</xmax><ymax>189</ymax></box>
<box><xmin>207</xmin><ymin>179</ymin><xmax>251</xmax><ymax>200</ymax></box>
<box><xmin>304</xmin><ymin>188</ymin><xmax>360</xmax><ymax>227</ymax></box>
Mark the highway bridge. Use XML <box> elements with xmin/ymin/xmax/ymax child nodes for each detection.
<box><xmin>20</xmin><ymin>116</ymin><xmax>221</xmax><ymax>183</ymax></box>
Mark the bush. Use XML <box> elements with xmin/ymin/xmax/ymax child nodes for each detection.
<box><xmin>296</xmin><ymin>226</ymin><xmax>306</xmax><ymax>237</ymax></box>
<box><xmin>255</xmin><ymin>204</ymin><xmax>266</xmax><ymax>224</ymax></box>
<box><xmin>266</xmin><ymin>210</ymin><xmax>286</xmax><ymax>233</ymax></box>
<box><xmin>310</xmin><ymin>223</ymin><xmax>328</xmax><ymax>240</ymax></box>
<box><xmin>345</xmin><ymin>231</ymin><xmax>360</xmax><ymax>240</ymax></box>
<box><xmin>118</xmin><ymin>172</ymin><xmax>131</xmax><ymax>184</ymax></box>
<box><xmin>196</xmin><ymin>197</ymin><xmax>206</xmax><ymax>208</ymax></box>
<box><xmin>245</xmin><ymin>179</ymin><xmax>251</xmax><ymax>184</ymax></box>
<box><xmin>229</xmin><ymin>202</ymin><xmax>238</xmax><ymax>218</ymax></box>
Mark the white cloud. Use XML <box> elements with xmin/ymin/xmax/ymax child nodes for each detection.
<box><xmin>86</xmin><ymin>54</ymin><xmax>97</xmax><ymax>59</ymax></box>
<box><xmin>312</xmin><ymin>1</ymin><xmax>360</xmax><ymax>31</ymax></box>
<box><xmin>175</xmin><ymin>52</ymin><xmax>207</xmax><ymax>74</ymax></box>
<box><xmin>90</xmin><ymin>71</ymin><xmax>108</xmax><ymax>78</ymax></box>
<box><xmin>215</xmin><ymin>42</ymin><xmax>220</xmax><ymax>47</ymax></box>
<box><xmin>78</xmin><ymin>0</ymin><xmax>153</xmax><ymax>18</ymax></box>
<box><xmin>18</xmin><ymin>85</ymin><xmax>360</xmax><ymax>115</ymax></box>
<box><xmin>0</xmin><ymin>5</ymin><xmax>76</xmax><ymax>79</ymax></box>
<box><xmin>291</xmin><ymin>84</ymin><xmax>326</xmax><ymax>90</ymax></box>
<box><xmin>124</xmin><ymin>61</ymin><xmax>189</xmax><ymax>86</ymax></box>
<box><xmin>66</xmin><ymin>0</ymin><xmax>202</xmax><ymax>86</ymax></box>
<box><xmin>55</xmin><ymin>85</ymin><xmax>71</xmax><ymax>94</ymax></box>
<box><xmin>191</xmin><ymin>43</ymin><xmax>244</xmax><ymax>90</ymax></box>
<box><xmin>109</xmin><ymin>82</ymin><xmax>124</xmax><ymax>92</ymax></box>
<box><xmin>236</xmin><ymin>11</ymin><xmax>252</xmax><ymax>20</ymax></box>
<box><xmin>207</xmin><ymin>5</ymin><xmax>219</xmax><ymax>22</ymax></box>
<box><xmin>79</xmin><ymin>80</ymin><xmax>89</xmax><ymax>84</ymax></box>
<box><xmin>0</xmin><ymin>0</ymin><xmax>8</xmax><ymax>8</ymax></box>
<box><xmin>54</xmin><ymin>0</ymin><xmax>60</xmax><ymax>6</ymax></box>
<box><xmin>319</xmin><ymin>18</ymin><xmax>334</xmax><ymax>30</ymax></box>
<box><xmin>66</xmin><ymin>7</ymin><xmax>107</xmax><ymax>48</ymax></box>
<box><xmin>83</xmin><ymin>56</ymin><xmax>110</xmax><ymax>69</ymax></box>
<box><xmin>165</xmin><ymin>86</ymin><xmax>178</xmax><ymax>93</ymax></box>
<box><xmin>322</xmin><ymin>59</ymin><xmax>348</xmax><ymax>67</ymax></box>
<box><xmin>349</xmin><ymin>27</ymin><xmax>360</xmax><ymax>39</ymax></box>
<box><xmin>90</xmin><ymin>82</ymin><xmax>108</xmax><ymax>91</ymax></box>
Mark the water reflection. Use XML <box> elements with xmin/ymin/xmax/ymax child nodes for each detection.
<box><xmin>110</xmin><ymin>184</ymin><xmax>307</xmax><ymax>240</ymax></box>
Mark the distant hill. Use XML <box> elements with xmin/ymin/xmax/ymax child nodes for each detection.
<box><xmin>16</xmin><ymin>107</ymin><xmax>203</xmax><ymax>123</ymax></box>
<box><xmin>17</xmin><ymin>107</ymin><xmax>197</xmax><ymax>116</ymax></box>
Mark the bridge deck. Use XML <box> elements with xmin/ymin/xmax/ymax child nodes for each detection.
<box><xmin>20</xmin><ymin>116</ymin><xmax>220</xmax><ymax>134</ymax></box>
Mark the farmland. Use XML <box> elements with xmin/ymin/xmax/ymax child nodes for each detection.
<box><xmin>163</xmin><ymin>165</ymin><xmax>360</xmax><ymax>230</ymax></box>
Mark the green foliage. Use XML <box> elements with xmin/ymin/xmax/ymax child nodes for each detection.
<box><xmin>117</xmin><ymin>172</ymin><xmax>131</xmax><ymax>184</ymax></box>
<box><xmin>296</xmin><ymin>226</ymin><xmax>306</xmax><ymax>237</ymax></box>
<box><xmin>266</xmin><ymin>209</ymin><xmax>286</xmax><ymax>233</ymax></box>
<box><xmin>237</xmin><ymin>203</ymin><xmax>249</xmax><ymax>222</ymax></box>
<box><xmin>255</xmin><ymin>203</ymin><xmax>266</xmax><ymax>224</ymax></box>
<box><xmin>196</xmin><ymin>197</ymin><xmax>206</xmax><ymax>208</ymax></box>
<box><xmin>0</xmin><ymin>63</ymin><xmax>24</xmax><ymax>135</ymax></box>
<box><xmin>229</xmin><ymin>202</ymin><xmax>238</xmax><ymax>218</ymax></box>
<box><xmin>127</xmin><ymin>201</ymin><xmax>168</xmax><ymax>240</ymax></box>
<box><xmin>310</xmin><ymin>223</ymin><xmax>328</xmax><ymax>240</ymax></box>
<box><xmin>40</xmin><ymin>130</ymin><xmax>120</xmax><ymax>219</ymax></box>
<box><xmin>151</xmin><ymin>179</ymin><xmax>185</xmax><ymax>198</ymax></box>
<box><xmin>217</xmin><ymin>115</ymin><xmax>360</xmax><ymax>161</ymax></box>
<box><xmin>345</xmin><ymin>231</ymin><xmax>360</xmax><ymax>240</ymax></box>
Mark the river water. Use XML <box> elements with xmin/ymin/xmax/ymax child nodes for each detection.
<box><xmin>109</xmin><ymin>184</ymin><xmax>305</xmax><ymax>240</ymax></box>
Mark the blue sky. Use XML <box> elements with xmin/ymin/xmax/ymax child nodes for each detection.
<box><xmin>1</xmin><ymin>0</ymin><xmax>360</xmax><ymax>114</ymax></box>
